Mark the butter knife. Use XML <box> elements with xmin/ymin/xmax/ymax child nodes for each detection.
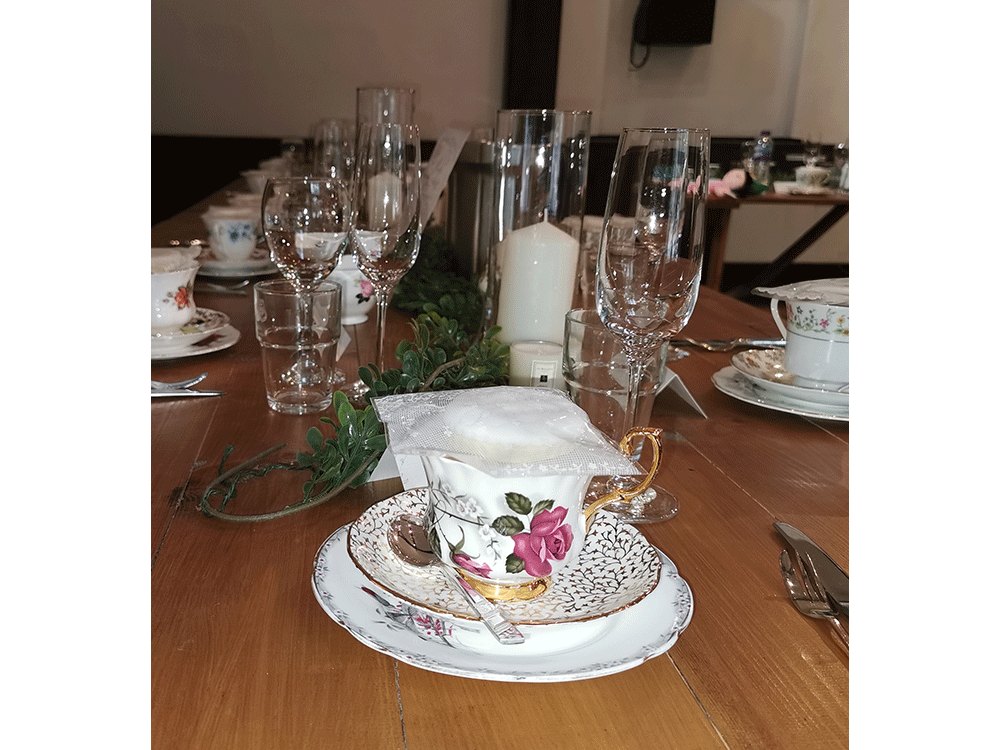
<box><xmin>774</xmin><ymin>522</ymin><xmax>849</xmax><ymax>618</ymax></box>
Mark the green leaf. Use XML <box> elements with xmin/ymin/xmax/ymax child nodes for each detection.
<box><xmin>506</xmin><ymin>553</ymin><xmax>526</xmax><ymax>574</ymax></box>
<box><xmin>532</xmin><ymin>499</ymin><xmax>555</xmax><ymax>516</ymax></box>
<box><xmin>505</xmin><ymin>492</ymin><xmax>533</xmax><ymax>515</ymax></box>
<box><xmin>491</xmin><ymin>515</ymin><xmax>525</xmax><ymax>536</ymax></box>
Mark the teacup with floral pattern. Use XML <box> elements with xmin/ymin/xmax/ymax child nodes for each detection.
<box><xmin>152</xmin><ymin>248</ymin><xmax>200</xmax><ymax>332</ymax></box>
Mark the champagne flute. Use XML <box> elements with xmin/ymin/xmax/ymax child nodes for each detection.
<box><xmin>595</xmin><ymin>127</ymin><xmax>710</xmax><ymax>523</ymax></box>
<box><xmin>346</xmin><ymin>122</ymin><xmax>422</xmax><ymax>403</ymax></box>
<box><xmin>262</xmin><ymin>177</ymin><xmax>352</xmax><ymax>391</ymax></box>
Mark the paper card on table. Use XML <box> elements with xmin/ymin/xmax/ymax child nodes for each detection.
<box><xmin>655</xmin><ymin>368</ymin><xmax>708</xmax><ymax>418</ymax></box>
<box><xmin>419</xmin><ymin>128</ymin><xmax>470</xmax><ymax>227</ymax></box>
<box><xmin>368</xmin><ymin>446</ymin><xmax>429</xmax><ymax>489</ymax></box>
<box><xmin>337</xmin><ymin>327</ymin><xmax>351</xmax><ymax>361</ymax></box>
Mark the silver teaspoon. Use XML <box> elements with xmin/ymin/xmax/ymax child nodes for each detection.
<box><xmin>387</xmin><ymin>514</ymin><xmax>524</xmax><ymax>645</ymax></box>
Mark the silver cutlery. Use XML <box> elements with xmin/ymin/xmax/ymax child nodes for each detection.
<box><xmin>673</xmin><ymin>337</ymin><xmax>785</xmax><ymax>352</ymax></box>
<box><xmin>780</xmin><ymin>549</ymin><xmax>849</xmax><ymax>650</ymax></box>
<box><xmin>194</xmin><ymin>280</ymin><xmax>250</xmax><ymax>296</ymax></box>
<box><xmin>388</xmin><ymin>513</ymin><xmax>525</xmax><ymax>645</ymax></box>
<box><xmin>151</xmin><ymin>373</ymin><xmax>208</xmax><ymax>390</ymax></box>
<box><xmin>774</xmin><ymin>522</ymin><xmax>848</xmax><ymax>618</ymax></box>
<box><xmin>151</xmin><ymin>389</ymin><xmax>224</xmax><ymax>398</ymax></box>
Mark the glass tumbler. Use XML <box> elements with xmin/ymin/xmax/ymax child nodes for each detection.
<box><xmin>254</xmin><ymin>279</ymin><xmax>342</xmax><ymax>414</ymax></box>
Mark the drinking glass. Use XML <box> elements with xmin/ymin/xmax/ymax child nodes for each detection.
<box><xmin>356</xmin><ymin>87</ymin><xmax>415</xmax><ymax>126</ymax></box>
<box><xmin>345</xmin><ymin>122</ymin><xmax>422</xmax><ymax>403</ymax></box>
<box><xmin>595</xmin><ymin>127</ymin><xmax>710</xmax><ymax>523</ymax></box>
<box><xmin>262</xmin><ymin>177</ymin><xmax>352</xmax><ymax>390</ymax></box>
<box><xmin>312</xmin><ymin>118</ymin><xmax>355</xmax><ymax>181</ymax></box>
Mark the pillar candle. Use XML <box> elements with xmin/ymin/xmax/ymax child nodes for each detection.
<box><xmin>495</xmin><ymin>221</ymin><xmax>580</xmax><ymax>345</ymax></box>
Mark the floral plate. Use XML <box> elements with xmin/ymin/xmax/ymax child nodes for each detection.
<box><xmin>197</xmin><ymin>244</ymin><xmax>276</xmax><ymax>278</ymax></box>
<box><xmin>151</xmin><ymin>308</ymin><xmax>230</xmax><ymax>354</ymax></box>
<box><xmin>313</xmin><ymin>524</ymin><xmax>693</xmax><ymax>682</ymax></box>
<box><xmin>151</xmin><ymin>324</ymin><xmax>240</xmax><ymax>361</ymax></box>
<box><xmin>348</xmin><ymin>489</ymin><xmax>660</xmax><ymax>624</ymax></box>
<box><xmin>712</xmin><ymin>366</ymin><xmax>848</xmax><ymax>422</ymax></box>
<box><xmin>731</xmin><ymin>350</ymin><xmax>848</xmax><ymax>407</ymax></box>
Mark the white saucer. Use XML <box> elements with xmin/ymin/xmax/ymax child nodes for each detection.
<box><xmin>348</xmin><ymin>489</ymin><xmax>661</xmax><ymax>625</ymax></box>
<box><xmin>313</xmin><ymin>524</ymin><xmax>693</xmax><ymax>682</ymax></box>
<box><xmin>198</xmin><ymin>245</ymin><xmax>276</xmax><ymax>278</ymax></box>
<box><xmin>731</xmin><ymin>350</ymin><xmax>848</xmax><ymax>407</ymax></box>
<box><xmin>151</xmin><ymin>324</ymin><xmax>240</xmax><ymax>360</ymax></box>
<box><xmin>712</xmin><ymin>366</ymin><xmax>848</xmax><ymax>422</ymax></box>
<box><xmin>151</xmin><ymin>308</ymin><xmax>230</xmax><ymax>354</ymax></box>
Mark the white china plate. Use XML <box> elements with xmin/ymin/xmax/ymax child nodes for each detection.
<box><xmin>348</xmin><ymin>490</ymin><xmax>661</xmax><ymax>625</ymax></box>
<box><xmin>151</xmin><ymin>308</ymin><xmax>230</xmax><ymax>353</ymax></box>
<box><xmin>198</xmin><ymin>245</ymin><xmax>276</xmax><ymax>278</ymax></box>
<box><xmin>731</xmin><ymin>350</ymin><xmax>848</xmax><ymax>407</ymax></box>
<box><xmin>712</xmin><ymin>366</ymin><xmax>848</xmax><ymax>422</ymax></box>
<box><xmin>151</xmin><ymin>324</ymin><xmax>240</xmax><ymax>360</ymax></box>
<box><xmin>313</xmin><ymin>524</ymin><xmax>693</xmax><ymax>682</ymax></box>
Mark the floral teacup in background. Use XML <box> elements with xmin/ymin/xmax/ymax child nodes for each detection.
<box><xmin>151</xmin><ymin>247</ymin><xmax>200</xmax><ymax>332</ymax></box>
<box><xmin>202</xmin><ymin>206</ymin><xmax>259</xmax><ymax>263</ymax></box>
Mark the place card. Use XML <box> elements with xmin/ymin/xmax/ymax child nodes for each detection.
<box><xmin>655</xmin><ymin>368</ymin><xmax>708</xmax><ymax>418</ymax></box>
<box><xmin>419</xmin><ymin>128</ymin><xmax>470</xmax><ymax>227</ymax></box>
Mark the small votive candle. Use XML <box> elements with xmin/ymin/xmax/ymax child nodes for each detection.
<box><xmin>508</xmin><ymin>340</ymin><xmax>564</xmax><ymax>389</ymax></box>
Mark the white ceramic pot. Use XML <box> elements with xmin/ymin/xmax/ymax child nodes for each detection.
<box><xmin>329</xmin><ymin>253</ymin><xmax>376</xmax><ymax>324</ymax></box>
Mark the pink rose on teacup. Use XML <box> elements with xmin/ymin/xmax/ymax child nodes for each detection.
<box><xmin>452</xmin><ymin>553</ymin><xmax>492</xmax><ymax>579</ymax></box>
<box><xmin>511</xmin><ymin>506</ymin><xmax>574</xmax><ymax>577</ymax></box>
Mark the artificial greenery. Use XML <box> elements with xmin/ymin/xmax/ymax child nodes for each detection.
<box><xmin>200</xmin><ymin>300</ymin><xmax>509</xmax><ymax>522</ymax></box>
<box><xmin>392</xmin><ymin>224</ymin><xmax>484</xmax><ymax>334</ymax></box>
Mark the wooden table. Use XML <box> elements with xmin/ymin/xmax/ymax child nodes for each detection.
<box><xmin>704</xmin><ymin>191</ymin><xmax>849</xmax><ymax>297</ymax></box>
<box><xmin>152</xmin><ymin>193</ymin><xmax>848</xmax><ymax>749</ymax></box>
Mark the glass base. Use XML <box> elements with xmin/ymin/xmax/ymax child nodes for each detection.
<box><xmin>585</xmin><ymin>478</ymin><xmax>679</xmax><ymax>524</ymax></box>
<box><xmin>267</xmin><ymin>391</ymin><xmax>332</xmax><ymax>415</ymax></box>
<box><xmin>344</xmin><ymin>377</ymin><xmax>370</xmax><ymax>408</ymax></box>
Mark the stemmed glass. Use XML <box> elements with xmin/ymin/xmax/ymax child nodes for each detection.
<box><xmin>345</xmin><ymin>122</ymin><xmax>422</xmax><ymax>403</ymax></box>
<box><xmin>595</xmin><ymin>127</ymin><xmax>710</xmax><ymax>523</ymax></box>
<box><xmin>261</xmin><ymin>177</ymin><xmax>352</xmax><ymax>390</ymax></box>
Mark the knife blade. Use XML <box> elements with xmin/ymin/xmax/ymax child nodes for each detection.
<box><xmin>151</xmin><ymin>389</ymin><xmax>224</xmax><ymax>398</ymax></box>
<box><xmin>774</xmin><ymin>522</ymin><xmax>848</xmax><ymax>618</ymax></box>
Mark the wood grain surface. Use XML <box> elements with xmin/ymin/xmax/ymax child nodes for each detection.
<box><xmin>152</xmin><ymin>191</ymin><xmax>848</xmax><ymax>749</ymax></box>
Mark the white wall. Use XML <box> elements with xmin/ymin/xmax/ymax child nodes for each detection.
<box><xmin>152</xmin><ymin>0</ymin><xmax>848</xmax><ymax>264</ymax></box>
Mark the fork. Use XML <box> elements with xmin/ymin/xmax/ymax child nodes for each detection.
<box><xmin>779</xmin><ymin>549</ymin><xmax>849</xmax><ymax>650</ymax></box>
<box><xmin>151</xmin><ymin>373</ymin><xmax>208</xmax><ymax>390</ymax></box>
<box><xmin>674</xmin><ymin>337</ymin><xmax>785</xmax><ymax>352</ymax></box>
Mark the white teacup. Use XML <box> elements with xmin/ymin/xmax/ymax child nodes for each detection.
<box><xmin>201</xmin><ymin>206</ymin><xmax>259</xmax><ymax>263</ymax></box>
<box><xmin>329</xmin><ymin>253</ymin><xmax>376</xmax><ymax>324</ymax></box>
<box><xmin>795</xmin><ymin>165</ymin><xmax>830</xmax><ymax>191</ymax></box>
<box><xmin>421</xmin><ymin>427</ymin><xmax>660</xmax><ymax>602</ymax></box>
<box><xmin>151</xmin><ymin>248</ymin><xmax>200</xmax><ymax>332</ymax></box>
<box><xmin>770</xmin><ymin>298</ymin><xmax>849</xmax><ymax>386</ymax></box>
<box><xmin>241</xmin><ymin>169</ymin><xmax>272</xmax><ymax>194</ymax></box>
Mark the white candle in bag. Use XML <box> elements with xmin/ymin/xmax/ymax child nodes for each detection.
<box><xmin>495</xmin><ymin>221</ymin><xmax>580</xmax><ymax>345</ymax></box>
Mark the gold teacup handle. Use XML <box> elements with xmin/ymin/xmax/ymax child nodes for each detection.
<box><xmin>584</xmin><ymin>427</ymin><xmax>663</xmax><ymax>526</ymax></box>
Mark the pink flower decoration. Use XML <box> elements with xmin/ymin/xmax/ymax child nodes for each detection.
<box><xmin>359</xmin><ymin>279</ymin><xmax>374</xmax><ymax>299</ymax></box>
<box><xmin>452</xmin><ymin>553</ymin><xmax>492</xmax><ymax>579</ymax></box>
<box><xmin>511</xmin><ymin>507</ymin><xmax>574</xmax><ymax>578</ymax></box>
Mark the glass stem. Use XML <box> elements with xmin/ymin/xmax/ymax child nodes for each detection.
<box><xmin>373</xmin><ymin>285</ymin><xmax>392</xmax><ymax>374</ymax></box>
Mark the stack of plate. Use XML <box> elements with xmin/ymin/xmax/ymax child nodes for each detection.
<box><xmin>198</xmin><ymin>244</ymin><xmax>276</xmax><ymax>279</ymax></box>
<box><xmin>712</xmin><ymin>349</ymin><xmax>848</xmax><ymax>422</ymax></box>
<box><xmin>312</xmin><ymin>489</ymin><xmax>694</xmax><ymax>682</ymax></box>
<box><xmin>151</xmin><ymin>308</ymin><xmax>240</xmax><ymax>360</ymax></box>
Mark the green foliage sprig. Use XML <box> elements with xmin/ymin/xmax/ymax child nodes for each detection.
<box><xmin>201</xmin><ymin>311</ymin><xmax>509</xmax><ymax>522</ymax></box>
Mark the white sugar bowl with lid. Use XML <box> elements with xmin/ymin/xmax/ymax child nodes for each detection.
<box><xmin>754</xmin><ymin>278</ymin><xmax>849</xmax><ymax>387</ymax></box>
<box><xmin>372</xmin><ymin>387</ymin><xmax>662</xmax><ymax>602</ymax></box>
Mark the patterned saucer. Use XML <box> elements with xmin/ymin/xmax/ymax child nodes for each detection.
<box><xmin>732</xmin><ymin>349</ymin><xmax>848</xmax><ymax>407</ymax></box>
<box><xmin>151</xmin><ymin>308</ymin><xmax>230</xmax><ymax>353</ymax></box>
<box><xmin>198</xmin><ymin>245</ymin><xmax>276</xmax><ymax>278</ymax></box>
<box><xmin>348</xmin><ymin>489</ymin><xmax>661</xmax><ymax>625</ymax></box>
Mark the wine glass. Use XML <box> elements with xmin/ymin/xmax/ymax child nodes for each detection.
<box><xmin>261</xmin><ymin>177</ymin><xmax>352</xmax><ymax>393</ymax></box>
<box><xmin>345</xmin><ymin>122</ymin><xmax>422</xmax><ymax>403</ymax></box>
<box><xmin>595</xmin><ymin>127</ymin><xmax>710</xmax><ymax>523</ymax></box>
<box><xmin>312</xmin><ymin>118</ymin><xmax>355</xmax><ymax>181</ymax></box>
